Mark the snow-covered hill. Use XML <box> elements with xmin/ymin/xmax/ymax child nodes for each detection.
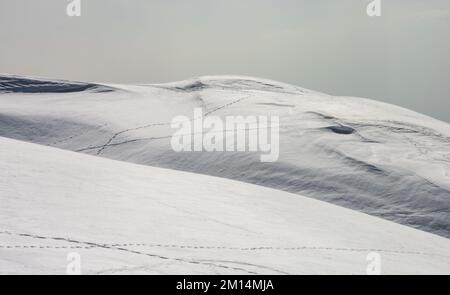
<box><xmin>1</xmin><ymin>74</ymin><xmax>449</xmax><ymax>238</ymax></box>
<box><xmin>1</xmin><ymin>137</ymin><xmax>449</xmax><ymax>274</ymax></box>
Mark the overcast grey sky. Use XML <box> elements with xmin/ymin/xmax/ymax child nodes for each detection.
<box><xmin>1</xmin><ymin>0</ymin><xmax>449</xmax><ymax>122</ymax></box>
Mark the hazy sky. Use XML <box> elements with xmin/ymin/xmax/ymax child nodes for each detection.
<box><xmin>1</xmin><ymin>0</ymin><xmax>449</xmax><ymax>122</ymax></box>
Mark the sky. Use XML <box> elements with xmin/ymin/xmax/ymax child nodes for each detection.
<box><xmin>1</xmin><ymin>0</ymin><xmax>449</xmax><ymax>122</ymax></box>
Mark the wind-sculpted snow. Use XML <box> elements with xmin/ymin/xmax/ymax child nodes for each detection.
<box><xmin>0</xmin><ymin>74</ymin><xmax>449</xmax><ymax>239</ymax></box>
<box><xmin>1</xmin><ymin>137</ymin><xmax>450</xmax><ymax>274</ymax></box>
<box><xmin>0</xmin><ymin>75</ymin><xmax>115</xmax><ymax>93</ymax></box>
<box><xmin>0</xmin><ymin>113</ymin><xmax>105</xmax><ymax>145</ymax></box>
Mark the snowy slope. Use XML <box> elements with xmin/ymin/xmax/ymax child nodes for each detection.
<box><xmin>1</xmin><ymin>137</ymin><xmax>450</xmax><ymax>274</ymax></box>
<box><xmin>1</xmin><ymin>74</ymin><xmax>449</xmax><ymax>238</ymax></box>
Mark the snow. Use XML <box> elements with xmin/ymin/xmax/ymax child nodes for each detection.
<box><xmin>1</xmin><ymin>74</ymin><xmax>449</xmax><ymax>238</ymax></box>
<box><xmin>1</xmin><ymin>137</ymin><xmax>449</xmax><ymax>274</ymax></box>
<box><xmin>0</xmin><ymin>74</ymin><xmax>450</xmax><ymax>274</ymax></box>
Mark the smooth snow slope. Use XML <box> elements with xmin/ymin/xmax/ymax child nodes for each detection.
<box><xmin>1</xmin><ymin>137</ymin><xmax>450</xmax><ymax>274</ymax></box>
<box><xmin>1</xmin><ymin>74</ymin><xmax>450</xmax><ymax>238</ymax></box>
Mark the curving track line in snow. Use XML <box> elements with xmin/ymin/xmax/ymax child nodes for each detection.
<box><xmin>76</xmin><ymin>94</ymin><xmax>253</xmax><ymax>155</ymax></box>
<box><xmin>2</xmin><ymin>230</ymin><xmax>449</xmax><ymax>259</ymax></box>
<box><xmin>0</xmin><ymin>230</ymin><xmax>259</xmax><ymax>274</ymax></box>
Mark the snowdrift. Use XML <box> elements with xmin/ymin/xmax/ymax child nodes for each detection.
<box><xmin>1</xmin><ymin>137</ymin><xmax>449</xmax><ymax>274</ymax></box>
<box><xmin>1</xmin><ymin>74</ymin><xmax>449</xmax><ymax>237</ymax></box>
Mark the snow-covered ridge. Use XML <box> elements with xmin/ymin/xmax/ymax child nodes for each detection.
<box><xmin>0</xmin><ymin>74</ymin><xmax>449</xmax><ymax>238</ymax></box>
<box><xmin>148</xmin><ymin>75</ymin><xmax>321</xmax><ymax>96</ymax></box>
<box><xmin>0</xmin><ymin>74</ymin><xmax>116</xmax><ymax>93</ymax></box>
<box><xmin>1</xmin><ymin>137</ymin><xmax>449</xmax><ymax>274</ymax></box>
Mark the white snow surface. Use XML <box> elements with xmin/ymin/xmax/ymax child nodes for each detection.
<box><xmin>1</xmin><ymin>137</ymin><xmax>450</xmax><ymax>274</ymax></box>
<box><xmin>1</xmin><ymin>74</ymin><xmax>450</xmax><ymax>274</ymax></box>
<box><xmin>1</xmin><ymin>74</ymin><xmax>449</xmax><ymax>238</ymax></box>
